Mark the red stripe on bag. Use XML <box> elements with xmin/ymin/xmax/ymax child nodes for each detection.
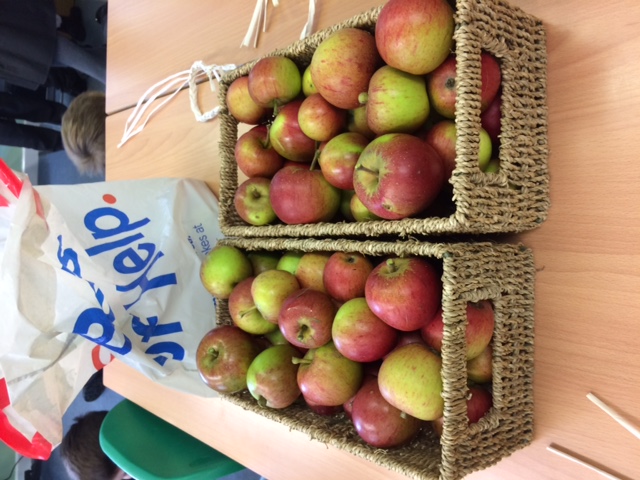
<box><xmin>0</xmin><ymin>159</ymin><xmax>23</xmax><ymax>200</ymax></box>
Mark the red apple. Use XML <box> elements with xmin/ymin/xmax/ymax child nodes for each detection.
<box><xmin>278</xmin><ymin>288</ymin><xmax>337</xmax><ymax>349</ymax></box>
<box><xmin>481</xmin><ymin>91</ymin><xmax>502</xmax><ymax>144</ymax></box>
<box><xmin>234</xmin><ymin>177</ymin><xmax>277</xmax><ymax>226</ymax></box>
<box><xmin>269</xmin><ymin>100</ymin><xmax>316</xmax><ymax>163</ymax></box>
<box><xmin>394</xmin><ymin>330</ymin><xmax>427</xmax><ymax>349</ymax></box>
<box><xmin>251</xmin><ymin>269</ymin><xmax>301</xmax><ymax>324</ymax></box>
<box><xmin>269</xmin><ymin>164</ymin><xmax>341</xmax><ymax>225</ymax></box>
<box><xmin>295</xmin><ymin>251</ymin><xmax>332</xmax><ymax>293</ymax></box>
<box><xmin>378</xmin><ymin>343</ymin><xmax>444</xmax><ymax>421</ymax></box>
<box><xmin>318</xmin><ymin>132</ymin><xmax>369</xmax><ymax>190</ymax></box>
<box><xmin>365</xmin><ymin>257</ymin><xmax>442</xmax><ymax>332</ymax></box>
<box><xmin>423</xmin><ymin>120</ymin><xmax>493</xmax><ymax>178</ymax></box>
<box><xmin>323</xmin><ymin>251</ymin><xmax>373</xmax><ymax>302</ymax></box>
<box><xmin>420</xmin><ymin>300</ymin><xmax>495</xmax><ymax>360</ymax></box>
<box><xmin>228</xmin><ymin>277</ymin><xmax>278</xmax><ymax>335</ymax></box>
<box><xmin>235</xmin><ymin>125</ymin><xmax>285</xmax><ymax>178</ymax></box>
<box><xmin>427</xmin><ymin>52</ymin><xmax>502</xmax><ymax>119</ymax></box>
<box><xmin>226</xmin><ymin>76</ymin><xmax>270</xmax><ymax>124</ymax></box>
<box><xmin>200</xmin><ymin>244</ymin><xmax>253</xmax><ymax>300</ymax></box>
<box><xmin>294</xmin><ymin>341</ymin><xmax>363</xmax><ymax>406</ymax></box>
<box><xmin>196</xmin><ymin>325</ymin><xmax>261</xmax><ymax>393</ymax></box>
<box><xmin>432</xmin><ymin>386</ymin><xmax>493</xmax><ymax>436</ymax></box>
<box><xmin>246</xmin><ymin>344</ymin><xmax>302</xmax><ymax>408</ymax></box>
<box><xmin>332</xmin><ymin>297</ymin><xmax>398</xmax><ymax>363</ymax></box>
<box><xmin>363</xmin><ymin>65</ymin><xmax>430</xmax><ymax>135</ymax></box>
<box><xmin>375</xmin><ymin>0</ymin><xmax>454</xmax><ymax>75</ymax></box>
<box><xmin>310</xmin><ymin>28</ymin><xmax>379</xmax><ymax>109</ymax></box>
<box><xmin>305</xmin><ymin>397</ymin><xmax>343</xmax><ymax>416</ymax></box>
<box><xmin>298</xmin><ymin>93</ymin><xmax>347</xmax><ymax>142</ymax></box>
<box><xmin>247</xmin><ymin>56</ymin><xmax>302</xmax><ymax>109</ymax></box>
<box><xmin>351</xmin><ymin>376</ymin><xmax>423</xmax><ymax>448</ymax></box>
<box><xmin>467</xmin><ymin>344</ymin><xmax>493</xmax><ymax>383</ymax></box>
<box><xmin>353</xmin><ymin>133</ymin><xmax>444</xmax><ymax>220</ymax></box>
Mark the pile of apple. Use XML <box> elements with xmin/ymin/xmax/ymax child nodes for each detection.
<box><xmin>228</xmin><ymin>0</ymin><xmax>503</xmax><ymax>227</ymax></box>
<box><xmin>197</xmin><ymin>243</ymin><xmax>495</xmax><ymax>448</ymax></box>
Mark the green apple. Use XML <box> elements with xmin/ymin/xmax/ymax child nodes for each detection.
<box><xmin>248</xmin><ymin>251</ymin><xmax>280</xmax><ymax>275</ymax></box>
<box><xmin>350</xmin><ymin>192</ymin><xmax>382</xmax><ymax>222</ymax></box>
<box><xmin>378</xmin><ymin>343</ymin><xmax>444</xmax><ymax>421</ymax></box>
<box><xmin>233</xmin><ymin>177</ymin><xmax>277</xmax><ymax>226</ymax></box>
<box><xmin>200</xmin><ymin>245</ymin><xmax>253</xmax><ymax>299</ymax></box>
<box><xmin>246</xmin><ymin>344</ymin><xmax>302</xmax><ymax>408</ymax></box>
<box><xmin>251</xmin><ymin>269</ymin><xmax>301</xmax><ymax>323</ymax></box>
<box><xmin>228</xmin><ymin>277</ymin><xmax>277</xmax><ymax>335</ymax></box>
<box><xmin>363</xmin><ymin>65</ymin><xmax>430</xmax><ymax>135</ymax></box>
<box><xmin>301</xmin><ymin>65</ymin><xmax>318</xmax><ymax>96</ymax></box>
<box><xmin>276</xmin><ymin>251</ymin><xmax>304</xmax><ymax>275</ymax></box>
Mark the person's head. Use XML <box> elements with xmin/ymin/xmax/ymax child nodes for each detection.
<box><xmin>59</xmin><ymin>410</ymin><xmax>130</xmax><ymax>480</ymax></box>
<box><xmin>61</xmin><ymin>91</ymin><xmax>106</xmax><ymax>176</ymax></box>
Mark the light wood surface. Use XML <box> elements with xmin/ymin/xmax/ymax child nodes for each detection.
<box><xmin>105</xmin><ymin>0</ymin><xmax>640</xmax><ymax>479</ymax></box>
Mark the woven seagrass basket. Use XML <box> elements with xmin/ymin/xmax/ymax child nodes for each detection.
<box><xmin>214</xmin><ymin>237</ymin><xmax>535</xmax><ymax>480</ymax></box>
<box><xmin>217</xmin><ymin>0</ymin><xmax>549</xmax><ymax>238</ymax></box>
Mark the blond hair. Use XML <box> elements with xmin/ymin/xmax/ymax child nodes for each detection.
<box><xmin>61</xmin><ymin>91</ymin><xmax>106</xmax><ymax>176</ymax></box>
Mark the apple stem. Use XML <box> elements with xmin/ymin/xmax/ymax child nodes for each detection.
<box><xmin>309</xmin><ymin>143</ymin><xmax>321</xmax><ymax>171</ymax></box>
<box><xmin>203</xmin><ymin>348</ymin><xmax>219</xmax><ymax>369</ymax></box>
<box><xmin>257</xmin><ymin>395</ymin><xmax>268</xmax><ymax>408</ymax></box>
<box><xmin>291</xmin><ymin>357</ymin><xmax>311</xmax><ymax>366</ymax></box>
<box><xmin>386</xmin><ymin>258</ymin><xmax>397</xmax><ymax>273</ymax></box>
<box><xmin>297</xmin><ymin>325</ymin><xmax>309</xmax><ymax>342</ymax></box>
<box><xmin>355</xmin><ymin>164</ymin><xmax>377</xmax><ymax>176</ymax></box>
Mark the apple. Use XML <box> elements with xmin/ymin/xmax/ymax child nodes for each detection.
<box><xmin>363</xmin><ymin>65</ymin><xmax>430</xmax><ymax>135</ymax></box>
<box><xmin>323</xmin><ymin>252</ymin><xmax>373</xmax><ymax>302</ymax></box>
<box><xmin>340</xmin><ymin>189</ymin><xmax>356</xmax><ymax>222</ymax></box>
<box><xmin>234</xmin><ymin>177</ymin><xmax>277</xmax><ymax>226</ymax></box>
<box><xmin>269</xmin><ymin>164</ymin><xmax>341</xmax><ymax>225</ymax></box>
<box><xmin>427</xmin><ymin>52</ymin><xmax>502</xmax><ymax>119</ymax></box>
<box><xmin>298</xmin><ymin>93</ymin><xmax>347</xmax><ymax>142</ymax></box>
<box><xmin>293</xmin><ymin>341</ymin><xmax>363</xmax><ymax>406</ymax></box>
<box><xmin>347</xmin><ymin>105</ymin><xmax>376</xmax><ymax>140</ymax></box>
<box><xmin>247</xmin><ymin>55</ymin><xmax>302</xmax><ymax>109</ymax></box>
<box><xmin>378</xmin><ymin>343</ymin><xmax>444</xmax><ymax>421</ymax></box>
<box><xmin>423</xmin><ymin>120</ymin><xmax>493</xmax><ymax>178</ymax></box>
<box><xmin>246</xmin><ymin>344</ymin><xmax>302</xmax><ymax>409</ymax></box>
<box><xmin>432</xmin><ymin>386</ymin><xmax>493</xmax><ymax>436</ymax></box>
<box><xmin>351</xmin><ymin>376</ymin><xmax>423</xmax><ymax>448</ymax></box>
<box><xmin>196</xmin><ymin>325</ymin><xmax>260</xmax><ymax>393</ymax></box>
<box><xmin>235</xmin><ymin>125</ymin><xmax>285</xmax><ymax>178</ymax></box>
<box><xmin>317</xmin><ymin>132</ymin><xmax>368</xmax><ymax>190</ymax></box>
<box><xmin>375</xmin><ymin>0</ymin><xmax>454</xmax><ymax>75</ymax></box>
<box><xmin>420</xmin><ymin>300</ymin><xmax>495</xmax><ymax>360</ymax></box>
<box><xmin>295</xmin><ymin>251</ymin><xmax>332</xmax><ymax>293</ymax></box>
<box><xmin>264</xmin><ymin>328</ymin><xmax>289</xmax><ymax>346</ymax></box>
<box><xmin>483</xmin><ymin>158</ymin><xmax>500</xmax><ymax>173</ymax></box>
<box><xmin>350</xmin><ymin>194</ymin><xmax>382</xmax><ymax>222</ymax></box>
<box><xmin>310</xmin><ymin>27</ymin><xmax>379</xmax><ymax>109</ymax></box>
<box><xmin>353</xmin><ymin>133</ymin><xmax>444</xmax><ymax>220</ymax></box>
<box><xmin>365</xmin><ymin>256</ymin><xmax>442</xmax><ymax>332</ymax></box>
<box><xmin>269</xmin><ymin>100</ymin><xmax>316</xmax><ymax>163</ymax></box>
<box><xmin>278</xmin><ymin>288</ymin><xmax>337</xmax><ymax>349</ymax></box>
<box><xmin>467</xmin><ymin>344</ymin><xmax>493</xmax><ymax>383</ymax></box>
<box><xmin>251</xmin><ymin>269</ymin><xmax>301</xmax><ymax>323</ymax></box>
<box><xmin>228</xmin><ymin>276</ymin><xmax>278</xmax><ymax>335</ymax></box>
<box><xmin>200</xmin><ymin>244</ymin><xmax>253</xmax><ymax>299</ymax></box>
<box><xmin>481</xmin><ymin>91</ymin><xmax>502</xmax><ymax>144</ymax></box>
<box><xmin>301</xmin><ymin>65</ymin><xmax>318</xmax><ymax>96</ymax></box>
<box><xmin>332</xmin><ymin>297</ymin><xmax>398</xmax><ymax>362</ymax></box>
<box><xmin>276</xmin><ymin>250</ymin><xmax>304</xmax><ymax>275</ymax></box>
<box><xmin>248</xmin><ymin>251</ymin><xmax>280</xmax><ymax>275</ymax></box>
<box><xmin>394</xmin><ymin>330</ymin><xmax>427</xmax><ymax>349</ymax></box>
<box><xmin>226</xmin><ymin>76</ymin><xmax>270</xmax><ymax>124</ymax></box>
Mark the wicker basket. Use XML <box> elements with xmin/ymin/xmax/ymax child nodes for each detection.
<box><xmin>214</xmin><ymin>237</ymin><xmax>535</xmax><ymax>480</ymax></box>
<box><xmin>217</xmin><ymin>0</ymin><xmax>549</xmax><ymax>238</ymax></box>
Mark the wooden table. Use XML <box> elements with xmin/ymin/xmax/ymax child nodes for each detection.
<box><xmin>105</xmin><ymin>1</ymin><xmax>640</xmax><ymax>479</ymax></box>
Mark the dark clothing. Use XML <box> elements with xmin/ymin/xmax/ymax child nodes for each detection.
<box><xmin>0</xmin><ymin>0</ymin><xmax>58</xmax><ymax>90</ymax></box>
<box><xmin>0</xmin><ymin>91</ymin><xmax>65</xmax><ymax>151</ymax></box>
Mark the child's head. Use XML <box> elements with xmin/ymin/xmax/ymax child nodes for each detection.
<box><xmin>61</xmin><ymin>91</ymin><xmax>106</xmax><ymax>177</ymax></box>
<box><xmin>60</xmin><ymin>410</ymin><xmax>129</xmax><ymax>480</ymax></box>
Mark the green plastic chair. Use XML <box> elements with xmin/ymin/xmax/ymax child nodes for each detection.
<box><xmin>99</xmin><ymin>399</ymin><xmax>246</xmax><ymax>480</ymax></box>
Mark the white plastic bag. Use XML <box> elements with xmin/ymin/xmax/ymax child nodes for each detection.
<box><xmin>0</xmin><ymin>161</ymin><xmax>222</xmax><ymax>454</ymax></box>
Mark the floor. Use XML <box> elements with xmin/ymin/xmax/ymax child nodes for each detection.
<box><xmin>4</xmin><ymin>2</ymin><xmax>262</xmax><ymax>479</ymax></box>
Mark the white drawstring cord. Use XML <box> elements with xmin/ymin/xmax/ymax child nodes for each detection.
<box><xmin>118</xmin><ymin>62</ymin><xmax>237</xmax><ymax>148</ymax></box>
